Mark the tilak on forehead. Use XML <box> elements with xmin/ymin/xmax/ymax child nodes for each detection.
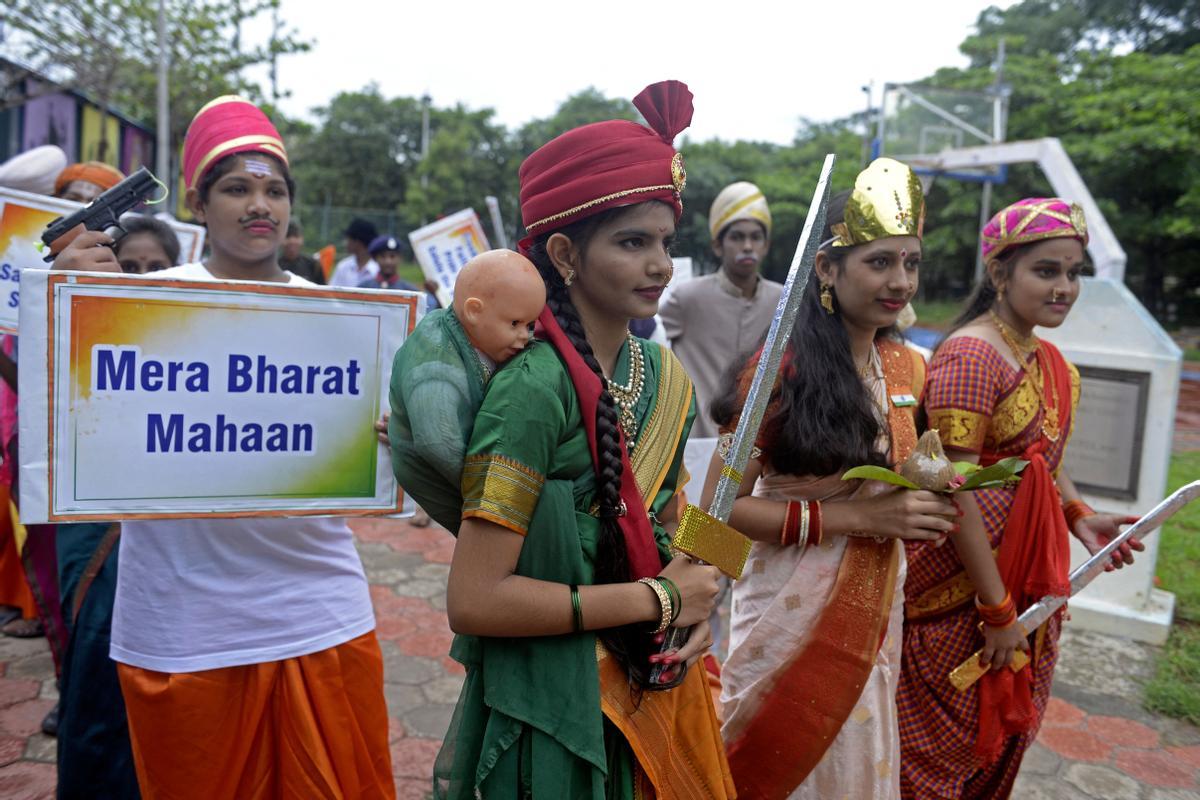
<box><xmin>182</xmin><ymin>95</ymin><xmax>288</xmax><ymax>190</ymax></box>
<box><xmin>242</xmin><ymin>159</ymin><xmax>275</xmax><ymax>177</ymax></box>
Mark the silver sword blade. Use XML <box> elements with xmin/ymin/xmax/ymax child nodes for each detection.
<box><xmin>649</xmin><ymin>154</ymin><xmax>835</xmax><ymax>687</ymax></box>
<box><xmin>708</xmin><ymin>153</ymin><xmax>835</xmax><ymax>523</ymax></box>
<box><xmin>1017</xmin><ymin>480</ymin><xmax>1200</xmax><ymax>633</ymax></box>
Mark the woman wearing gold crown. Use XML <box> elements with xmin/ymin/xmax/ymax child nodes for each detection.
<box><xmin>704</xmin><ymin>159</ymin><xmax>957</xmax><ymax>799</ymax></box>
<box><xmin>898</xmin><ymin>198</ymin><xmax>1141</xmax><ymax>798</ymax></box>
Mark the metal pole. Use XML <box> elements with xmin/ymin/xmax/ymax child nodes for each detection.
<box><xmin>977</xmin><ymin>38</ymin><xmax>1006</xmax><ymax>283</ymax></box>
<box><xmin>155</xmin><ymin>0</ymin><xmax>170</xmax><ymax>193</ymax></box>
<box><xmin>860</xmin><ymin>83</ymin><xmax>872</xmax><ymax>168</ymax></box>
<box><xmin>975</xmin><ymin>182</ymin><xmax>992</xmax><ymax>282</ymax></box>
<box><xmin>420</xmin><ymin>93</ymin><xmax>431</xmax><ymax>190</ymax></box>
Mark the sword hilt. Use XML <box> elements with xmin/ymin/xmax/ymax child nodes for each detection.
<box><xmin>949</xmin><ymin>647</ymin><xmax>1030</xmax><ymax>692</ymax></box>
<box><xmin>650</xmin><ymin>505</ymin><xmax>751</xmax><ymax>686</ymax></box>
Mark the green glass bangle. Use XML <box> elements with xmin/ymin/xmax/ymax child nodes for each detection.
<box><xmin>657</xmin><ymin>576</ymin><xmax>682</xmax><ymax>623</ymax></box>
<box><xmin>570</xmin><ymin>584</ymin><xmax>584</xmax><ymax>632</ymax></box>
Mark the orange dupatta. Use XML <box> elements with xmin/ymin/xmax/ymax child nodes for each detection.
<box><xmin>725</xmin><ymin>339</ymin><xmax>922</xmax><ymax>800</ymax></box>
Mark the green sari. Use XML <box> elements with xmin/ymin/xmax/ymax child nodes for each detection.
<box><xmin>433</xmin><ymin>336</ymin><xmax>697</xmax><ymax>799</ymax></box>
<box><xmin>388</xmin><ymin>307</ymin><xmax>492</xmax><ymax>533</ymax></box>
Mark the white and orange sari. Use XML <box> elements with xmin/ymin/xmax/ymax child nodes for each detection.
<box><xmin>720</xmin><ymin>338</ymin><xmax>924</xmax><ymax>800</ymax></box>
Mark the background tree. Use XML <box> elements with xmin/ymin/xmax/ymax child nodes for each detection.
<box><xmin>1</xmin><ymin>0</ymin><xmax>308</xmax><ymax>180</ymax></box>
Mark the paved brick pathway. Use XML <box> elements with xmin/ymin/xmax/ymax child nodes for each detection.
<box><xmin>0</xmin><ymin>517</ymin><xmax>1197</xmax><ymax>798</ymax></box>
<box><xmin>1175</xmin><ymin>374</ymin><xmax>1200</xmax><ymax>452</ymax></box>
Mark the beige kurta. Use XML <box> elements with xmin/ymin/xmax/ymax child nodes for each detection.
<box><xmin>658</xmin><ymin>270</ymin><xmax>783</xmax><ymax>438</ymax></box>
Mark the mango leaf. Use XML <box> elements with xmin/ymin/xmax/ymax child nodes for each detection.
<box><xmin>953</xmin><ymin>461</ymin><xmax>980</xmax><ymax>476</ymax></box>
<box><xmin>955</xmin><ymin>458</ymin><xmax>1029</xmax><ymax>492</ymax></box>
<box><xmin>841</xmin><ymin>465</ymin><xmax>921</xmax><ymax>490</ymax></box>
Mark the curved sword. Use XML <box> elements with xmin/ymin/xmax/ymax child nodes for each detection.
<box><xmin>950</xmin><ymin>480</ymin><xmax>1200</xmax><ymax>691</ymax></box>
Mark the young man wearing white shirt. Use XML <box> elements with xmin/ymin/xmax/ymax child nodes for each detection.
<box><xmin>330</xmin><ymin>217</ymin><xmax>380</xmax><ymax>287</ymax></box>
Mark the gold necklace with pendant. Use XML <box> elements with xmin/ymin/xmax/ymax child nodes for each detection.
<box><xmin>991</xmin><ymin>311</ymin><xmax>1060</xmax><ymax>441</ymax></box>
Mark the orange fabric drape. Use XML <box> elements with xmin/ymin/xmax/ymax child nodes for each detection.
<box><xmin>599</xmin><ymin>648</ymin><xmax>736</xmax><ymax>800</ymax></box>
<box><xmin>0</xmin><ymin>487</ymin><xmax>36</xmax><ymax>619</ymax></box>
<box><xmin>118</xmin><ymin>632</ymin><xmax>394</xmax><ymax>800</ymax></box>
<box><xmin>725</xmin><ymin>340</ymin><xmax>921</xmax><ymax>799</ymax></box>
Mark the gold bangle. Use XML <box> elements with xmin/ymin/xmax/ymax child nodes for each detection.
<box><xmin>637</xmin><ymin>577</ymin><xmax>672</xmax><ymax>635</ymax></box>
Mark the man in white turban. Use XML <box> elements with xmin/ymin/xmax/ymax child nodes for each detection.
<box><xmin>659</xmin><ymin>181</ymin><xmax>783</xmax><ymax>437</ymax></box>
<box><xmin>0</xmin><ymin>145</ymin><xmax>68</xmax><ymax>196</ymax></box>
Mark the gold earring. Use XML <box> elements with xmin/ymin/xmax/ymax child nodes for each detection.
<box><xmin>564</xmin><ymin>269</ymin><xmax>575</xmax><ymax>287</ymax></box>
<box><xmin>996</xmin><ymin>286</ymin><xmax>1005</xmax><ymax>304</ymax></box>
<box><xmin>820</xmin><ymin>282</ymin><xmax>835</xmax><ymax>314</ymax></box>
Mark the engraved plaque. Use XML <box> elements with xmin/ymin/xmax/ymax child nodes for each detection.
<box><xmin>1062</xmin><ymin>366</ymin><xmax>1149</xmax><ymax>500</ymax></box>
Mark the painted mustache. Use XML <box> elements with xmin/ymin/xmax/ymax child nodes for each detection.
<box><xmin>239</xmin><ymin>215</ymin><xmax>280</xmax><ymax>227</ymax></box>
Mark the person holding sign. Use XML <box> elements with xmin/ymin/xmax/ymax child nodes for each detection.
<box><xmin>707</xmin><ymin>160</ymin><xmax>954</xmax><ymax>800</ymax></box>
<box><xmin>52</xmin><ymin>95</ymin><xmax>393</xmax><ymax>800</ymax></box>
<box><xmin>898</xmin><ymin>199</ymin><xmax>1140</xmax><ymax>799</ymax></box>
<box><xmin>433</xmin><ymin>81</ymin><xmax>732</xmax><ymax>800</ymax></box>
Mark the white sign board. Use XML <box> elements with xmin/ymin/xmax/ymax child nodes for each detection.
<box><xmin>0</xmin><ymin>187</ymin><xmax>79</xmax><ymax>332</ymax></box>
<box><xmin>408</xmin><ymin>208</ymin><xmax>490</xmax><ymax>308</ymax></box>
<box><xmin>18</xmin><ymin>270</ymin><xmax>422</xmax><ymax>522</ymax></box>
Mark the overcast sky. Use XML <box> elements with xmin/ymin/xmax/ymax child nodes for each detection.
<box><xmin>247</xmin><ymin>0</ymin><xmax>1016</xmax><ymax>145</ymax></box>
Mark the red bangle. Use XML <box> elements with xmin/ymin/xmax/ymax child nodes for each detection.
<box><xmin>781</xmin><ymin>501</ymin><xmax>801</xmax><ymax>547</ymax></box>
<box><xmin>1063</xmin><ymin>500</ymin><xmax>1095</xmax><ymax>530</ymax></box>
<box><xmin>808</xmin><ymin>500</ymin><xmax>823</xmax><ymax>547</ymax></box>
<box><xmin>975</xmin><ymin>591</ymin><xmax>1017</xmax><ymax>627</ymax></box>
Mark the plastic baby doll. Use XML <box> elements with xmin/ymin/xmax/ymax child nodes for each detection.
<box><xmin>388</xmin><ymin>250</ymin><xmax>545</xmax><ymax>532</ymax></box>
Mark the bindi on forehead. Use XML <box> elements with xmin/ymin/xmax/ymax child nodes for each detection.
<box><xmin>243</xmin><ymin>159</ymin><xmax>275</xmax><ymax>177</ymax></box>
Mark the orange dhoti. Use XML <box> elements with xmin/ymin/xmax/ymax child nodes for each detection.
<box><xmin>117</xmin><ymin>631</ymin><xmax>395</xmax><ymax>800</ymax></box>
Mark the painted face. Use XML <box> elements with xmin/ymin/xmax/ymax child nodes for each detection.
<box><xmin>191</xmin><ymin>155</ymin><xmax>290</xmax><ymax>265</ymax></box>
<box><xmin>375</xmin><ymin>249</ymin><xmax>401</xmax><ymax>276</ymax></box>
<box><xmin>825</xmin><ymin>235</ymin><xmax>920</xmax><ymax>331</ymax></box>
<box><xmin>713</xmin><ymin>219</ymin><xmax>769</xmax><ymax>283</ymax></box>
<box><xmin>463</xmin><ymin>281</ymin><xmax>547</xmax><ymax>364</ymax></box>
<box><xmin>59</xmin><ymin>180</ymin><xmax>105</xmax><ymax>204</ymax></box>
<box><xmin>116</xmin><ymin>232</ymin><xmax>173</xmax><ymax>274</ymax></box>
<box><xmin>997</xmin><ymin>238</ymin><xmax>1085</xmax><ymax>330</ymax></box>
<box><xmin>570</xmin><ymin>202</ymin><xmax>675</xmax><ymax>322</ymax></box>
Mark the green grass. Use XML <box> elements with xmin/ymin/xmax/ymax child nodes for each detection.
<box><xmin>1184</xmin><ymin>347</ymin><xmax>1200</xmax><ymax>363</ymax></box>
<box><xmin>1144</xmin><ymin>451</ymin><xmax>1200</xmax><ymax>724</ymax></box>
<box><xmin>911</xmin><ymin>300</ymin><xmax>963</xmax><ymax>331</ymax></box>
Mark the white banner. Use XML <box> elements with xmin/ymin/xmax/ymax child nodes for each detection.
<box><xmin>18</xmin><ymin>270</ymin><xmax>422</xmax><ymax>522</ymax></box>
<box><xmin>408</xmin><ymin>208</ymin><xmax>490</xmax><ymax>308</ymax></box>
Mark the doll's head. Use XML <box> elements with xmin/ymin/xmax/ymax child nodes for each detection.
<box><xmin>453</xmin><ymin>250</ymin><xmax>546</xmax><ymax>364</ymax></box>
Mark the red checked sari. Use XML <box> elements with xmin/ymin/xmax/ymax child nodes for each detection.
<box><xmin>899</xmin><ymin>336</ymin><xmax>1079</xmax><ymax>799</ymax></box>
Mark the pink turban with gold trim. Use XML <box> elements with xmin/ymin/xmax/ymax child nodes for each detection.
<box><xmin>181</xmin><ymin>96</ymin><xmax>288</xmax><ymax>190</ymax></box>
<box><xmin>980</xmin><ymin>197</ymin><xmax>1088</xmax><ymax>262</ymax></box>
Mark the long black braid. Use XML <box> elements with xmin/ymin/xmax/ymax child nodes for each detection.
<box><xmin>525</xmin><ymin>204</ymin><xmax>676</xmax><ymax>691</ymax></box>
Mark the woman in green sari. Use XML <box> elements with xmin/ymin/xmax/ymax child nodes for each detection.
<box><xmin>434</xmin><ymin>81</ymin><xmax>735</xmax><ymax>800</ymax></box>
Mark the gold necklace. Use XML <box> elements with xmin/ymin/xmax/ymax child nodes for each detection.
<box><xmin>606</xmin><ymin>335</ymin><xmax>646</xmax><ymax>445</ymax></box>
<box><xmin>990</xmin><ymin>311</ymin><xmax>1060</xmax><ymax>441</ymax></box>
<box><xmin>989</xmin><ymin>310</ymin><xmax>1038</xmax><ymax>357</ymax></box>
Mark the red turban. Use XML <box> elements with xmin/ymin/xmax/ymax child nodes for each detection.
<box><xmin>518</xmin><ymin>80</ymin><xmax>693</xmax><ymax>252</ymax></box>
<box><xmin>181</xmin><ymin>96</ymin><xmax>288</xmax><ymax>190</ymax></box>
<box><xmin>54</xmin><ymin>161</ymin><xmax>124</xmax><ymax>196</ymax></box>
